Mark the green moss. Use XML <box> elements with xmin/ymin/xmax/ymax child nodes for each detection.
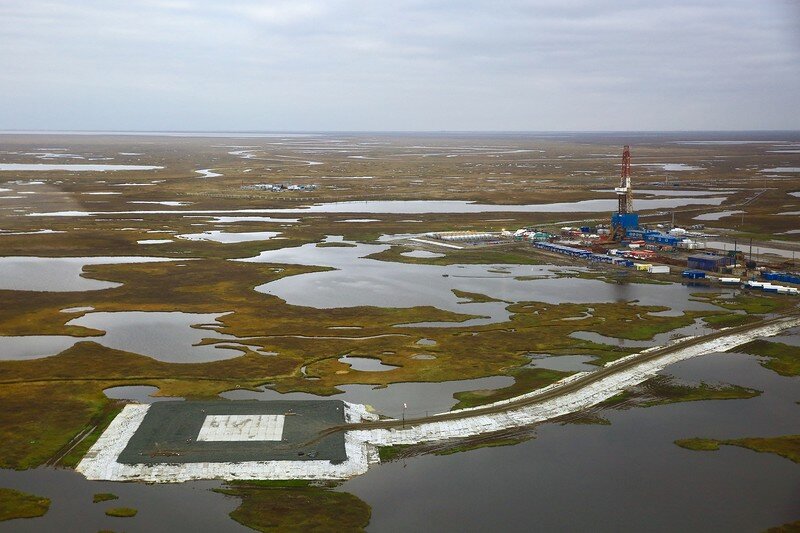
<box><xmin>59</xmin><ymin>403</ymin><xmax>125</xmax><ymax>468</ymax></box>
<box><xmin>561</xmin><ymin>412</ymin><xmax>612</xmax><ymax>425</ymax></box>
<box><xmin>366</xmin><ymin>244</ymin><xmax>543</xmax><ymax>266</ymax></box>
<box><xmin>435</xmin><ymin>437</ymin><xmax>529</xmax><ymax>455</ymax></box>
<box><xmin>717</xmin><ymin>296</ymin><xmax>784</xmax><ymax>314</ymax></box>
<box><xmin>692</xmin><ymin>293</ymin><xmax>790</xmax><ymax>315</ymax></box>
<box><xmin>228</xmin><ymin>480</ymin><xmax>311</xmax><ymax>488</ymax></box>
<box><xmin>451</xmin><ymin>289</ymin><xmax>510</xmax><ymax>304</ymax></box>
<box><xmin>0</xmin><ymin>488</ymin><xmax>50</xmax><ymax>522</ymax></box>
<box><xmin>105</xmin><ymin>507</ymin><xmax>138</xmax><ymax>518</ymax></box>
<box><xmin>557</xmin><ymin>270</ymin><xmax>670</xmax><ymax>285</ymax></box>
<box><xmin>377</xmin><ymin>444</ymin><xmax>412</xmax><ymax>462</ymax></box>
<box><xmin>451</xmin><ymin>367</ymin><xmax>573</xmax><ymax>410</ymax></box>
<box><xmin>703</xmin><ymin>312</ymin><xmax>760</xmax><ymax>329</ymax></box>
<box><xmin>737</xmin><ymin>340</ymin><xmax>800</xmax><ymax>376</ymax></box>
<box><xmin>316</xmin><ymin>242</ymin><xmax>357</xmax><ymax>248</ymax></box>
<box><xmin>601</xmin><ymin>376</ymin><xmax>760</xmax><ymax>409</ymax></box>
<box><xmin>643</xmin><ymin>381</ymin><xmax>761</xmax><ymax>406</ymax></box>
<box><xmin>599</xmin><ymin>390</ymin><xmax>633</xmax><ymax>408</ymax></box>
<box><xmin>93</xmin><ymin>493</ymin><xmax>119</xmax><ymax>503</ymax></box>
<box><xmin>219</xmin><ymin>485</ymin><xmax>370</xmax><ymax>532</ymax></box>
<box><xmin>0</xmin><ymin>382</ymin><xmax>112</xmax><ymax>470</ymax></box>
<box><xmin>726</xmin><ymin>435</ymin><xmax>800</xmax><ymax>464</ymax></box>
<box><xmin>674</xmin><ymin>438</ymin><xmax>721</xmax><ymax>451</ymax></box>
<box><xmin>675</xmin><ymin>435</ymin><xmax>800</xmax><ymax>464</ymax></box>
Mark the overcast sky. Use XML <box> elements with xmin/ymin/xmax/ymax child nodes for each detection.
<box><xmin>1</xmin><ymin>0</ymin><xmax>799</xmax><ymax>131</ymax></box>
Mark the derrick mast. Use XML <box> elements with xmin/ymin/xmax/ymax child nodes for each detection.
<box><xmin>616</xmin><ymin>145</ymin><xmax>632</xmax><ymax>214</ymax></box>
<box><xmin>610</xmin><ymin>145</ymin><xmax>638</xmax><ymax>240</ymax></box>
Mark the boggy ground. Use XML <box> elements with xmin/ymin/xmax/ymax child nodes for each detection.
<box><xmin>0</xmin><ymin>132</ymin><xmax>797</xmax><ymax>475</ymax></box>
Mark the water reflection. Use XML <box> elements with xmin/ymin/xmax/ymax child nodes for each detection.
<box><xmin>67</xmin><ymin>311</ymin><xmax>241</xmax><ymax>363</ymax></box>
<box><xmin>342</xmin><ymin>351</ymin><xmax>800</xmax><ymax>532</ymax></box>
<box><xmin>526</xmin><ymin>354</ymin><xmax>598</xmax><ymax>372</ymax></box>
<box><xmin>238</xmin><ymin>241</ymin><xmax>731</xmax><ymax>325</ymax></box>
<box><xmin>221</xmin><ymin>375</ymin><xmax>514</xmax><ymax>418</ymax></box>
<box><xmin>103</xmin><ymin>385</ymin><xmax>183</xmax><ymax>403</ymax></box>
<box><xmin>338</xmin><ymin>356</ymin><xmax>399</xmax><ymax>372</ymax></box>
<box><xmin>0</xmin><ymin>469</ymin><xmax>246</xmax><ymax>532</ymax></box>
<box><xmin>0</xmin><ymin>256</ymin><xmax>181</xmax><ymax>291</ymax></box>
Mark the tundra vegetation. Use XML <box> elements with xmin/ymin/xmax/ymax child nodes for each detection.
<box><xmin>675</xmin><ymin>435</ymin><xmax>800</xmax><ymax>464</ymax></box>
<box><xmin>0</xmin><ymin>133</ymin><xmax>797</xmax><ymax>527</ymax></box>
<box><xmin>0</xmin><ymin>488</ymin><xmax>50</xmax><ymax>522</ymax></box>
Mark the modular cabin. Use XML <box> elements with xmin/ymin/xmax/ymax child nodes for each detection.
<box><xmin>687</xmin><ymin>254</ymin><xmax>734</xmax><ymax>272</ymax></box>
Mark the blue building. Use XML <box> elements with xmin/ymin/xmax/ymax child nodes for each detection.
<box><xmin>611</xmin><ymin>212</ymin><xmax>639</xmax><ymax>234</ymax></box>
<box><xmin>687</xmin><ymin>254</ymin><xmax>734</xmax><ymax>272</ymax></box>
<box><xmin>682</xmin><ymin>269</ymin><xmax>706</xmax><ymax>279</ymax></box>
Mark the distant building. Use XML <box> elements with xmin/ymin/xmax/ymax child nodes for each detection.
<box><xmin>682</xmin><ymin>269</ymin><xmax>706</xmax><ymax>279</ymax></box>
<box><xmin>687</xmin><ymin>254</ymin><xmax>734</xmax><ymax>272</ymax></box>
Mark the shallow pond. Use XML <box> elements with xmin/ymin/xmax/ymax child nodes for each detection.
<box><xmin>238</xmin><ymin>241</ymin><xmax>731</xmax><ymax>325</ymax></box>
<box><xmin>526</xmin><ymin>354</ymin><xmax>598</xmax><ymax>372</ymax></box>
<box><xmin>0</xmin><ymin>312</ymin><xmax>245</xmax><ymax>362</ymax></box>
<box><xmin>0</xmin><ymin>163</ymin><xmax>163</xmax><ymax>171</ymax></box>
<box><xmin>103</xmin><ymin>385</ymin><xmax>183</xmax><ymax>403</ymax></box>
<box><xmin>195</xmin><ymin>169</ymin><xmax>223</xmax><ymax>178</ymax></box>
<box><xmin>400</xmin><ymin>250</ymin><xmax>445</xmax><ymax>258</ymax></box>
<box><xmin>138</xmin><ymin>239</ymin><xmax>173</xmax><ymax>245</ymax></box>
<box><xmin>0</xmin><ymin>256</ymin><xmax>182</xmax><ymax>291</ymax></box>
<box><xmin>66</xmin><ymin>311</ymin><xmax>242</xmax><ymax>363</ymax></box>
<box><xmin>693</xmin><ymin>210</ymin><xmax>745</xmax><ymax>221</ymax></box>
<box><xmin>0</xmin><ymin>335</ymin><xmax>90</xmax><ymax>360</ymax></box>
<box><xmin>176</xmin><ymin>230</ymin><xmax>280</xmax><ymax>244</ymax></box>
<box><xmin>207</xmin><ymin>216</ymin><xmax>299</xmax><ymax>224</ymax></box>
<box><xmin>129</xmin><ymin>201</ymin><xmax>189</xmax><ymax>207</ymax></box>
<box><xmin>635</xmin><ymin>163</ymin><xmax>703</xmax><ymax>171</ymax></box>
<box><xmin>28</xmin><ymin>197</ymin><xmax>728</xmax><ymax>217</ymax></box>
<box><xmin>221</xmin><ymin>375</ymin><xmax>514</xmax><ymax>419</ymax></box>
<box><xmin>595</xmin><ymin>188</ymin><xmax>734</xmax><ymax>197</ymax></box>
<box><xmin>569</xmin><ymin>319</ymin><xmax>714</xmax><ymax>349</ymax></box>
<box><xmin>338</xmin><ymin>356</ymin><xmax>400</xmax><ymax>372</ymax></box>
<box><xmin>761</xmin><ymin>167</ymin><xmax>800</xmax><ymax>173</ymax></box>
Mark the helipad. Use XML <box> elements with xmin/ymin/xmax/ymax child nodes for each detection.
<box><xmin>197</xmin><ymin>414</ymin><xmax>285</xmax><ymax>442</ymax></box>
<box><xmin>117</xmin><ymin>400</ymin><xmax>347</xmax><ymax>465</ymax></box>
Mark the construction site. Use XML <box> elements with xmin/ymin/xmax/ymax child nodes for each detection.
<box><xmin>415</xmin><ymin>145</ymin><xmax>800</xmax><ymax>296</ymax></box>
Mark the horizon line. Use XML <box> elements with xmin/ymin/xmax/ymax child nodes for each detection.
<box><xmin>1</xmin><ymin>128</ymin><xmax>799</xmax><ymax>136</ymax></box>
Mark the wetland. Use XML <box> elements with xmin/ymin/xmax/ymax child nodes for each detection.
<box><xmin>0</xmin><ymin>131</ymin><xmax>798</xmax><ymax>531</ymax></box>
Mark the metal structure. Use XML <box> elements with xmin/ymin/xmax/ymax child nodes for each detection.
<box><xmin>611</xmin><ymin>145</ymin><xmax>638</xmax><ymax>240</ymax></box>
<box><xmin>615</xmin><ymin>145</ymin><xmax>633</xmax><ymax>214</ymax></box>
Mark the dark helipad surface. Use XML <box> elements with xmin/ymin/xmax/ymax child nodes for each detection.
<box><xmin>118</xmin><ymin>400</ymin><xmax>347</xmax><ymax>465</ymax></box>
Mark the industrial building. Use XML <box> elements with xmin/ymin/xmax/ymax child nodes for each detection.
<box><xmin>426</xmin><ymin>231</ymin><xmax>499</xmax><ymax>243</ymax></box>
<box><xmin>687</xmin><ymin>254</ymin><xmax>735</xmax><ymax>272</ymax></box>
<box><xmin>625</xmin><ymin>229</ymin><xmax>683</xmax><ymax>247</ymax></box>
<box><xmin>682</xmin><ymin>270</ymin><xmax>707</xmax><ymax>280</ymax></box>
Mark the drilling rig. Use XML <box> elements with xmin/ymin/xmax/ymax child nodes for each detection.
<box><xmin>611</xmin><ymin>145</ymin><xmax>638</xmax><ymax>240</ymax></box>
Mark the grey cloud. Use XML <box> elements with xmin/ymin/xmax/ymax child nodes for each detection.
<box><xmin>0</xmin><ymin>0</ymin><xmax>798</xmax><ymax>130</ymax></box>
